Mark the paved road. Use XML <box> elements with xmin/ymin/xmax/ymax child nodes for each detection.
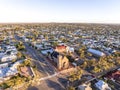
<box><xmin>14</xmin><ymin>35</ymin><xmax>71</xmax><ymax>90</ymax></box>
<box><xmin>25</xmin><ymin>42</ymin><xmax>56</xmax><ymax>75</ymax></box>
<box><xmin>15</xmin><ymin>35</ymin><xmax>56</xmax><ymax>77</ymax></box>
<box><xmin>108</xmin><ymin>80</ymin><xmax>120</xmax><ymax>90</ymax></box>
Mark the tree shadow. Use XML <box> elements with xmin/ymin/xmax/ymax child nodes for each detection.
<box><xmin>27</xmin><ymin>86</ymin><xmax>39</xmax><ymax>90</ymax></box>
<box><xmin>46</xmin><ymin>79</ymin><xmax>64</xmax><ymax>90</ymax></box>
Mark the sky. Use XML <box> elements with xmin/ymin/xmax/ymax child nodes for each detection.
<box><xmin>0</xmin><ymin>0</ymin><xmax>120</xmax><ymax>23</ymax></box>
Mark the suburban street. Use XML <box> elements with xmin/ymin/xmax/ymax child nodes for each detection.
<box><xmin>27</xmin><ymin>74</ymin><xmax>67</xmax><ymax>90</ymax></box>
<box><xmin>15</xmin><ymin>35</ymin><xmax>57</xmax><ymax>77</ymax></box>
<box><xmin>15</xmin><ymin>35</ymin><xmax>68</xmax><ymax>90</ymax></box>
<box><xmin>1</xmin><ymin>1</ymin><xmax>120</xmax><ymax>90</ymax></box>
<box><xmin>14</xmin><ymin>34</ymin><xmax>120</xmax><ymax>90</ymax></box>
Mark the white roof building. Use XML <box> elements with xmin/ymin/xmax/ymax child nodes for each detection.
<box><xmin>0</xmin><ymin>63</ymin><xmax>9</xmax><ymax>69</ymax></box>
<box><xmin>0</xmin><ymin>50</ymin><xmax>5</xmax><ymax>57</ymax></box>
<box><xmin>95</xmin><ymin>80</ymin><xmax>111</xmax><ymax>90</ymax></box>
<box><xmin>1</xmin><ymin>54</ymin><xmax>17</xmax><ymax>62</ymax></box>
<box><xmin>41</xmin><ymin>48</ymin><xmax>54</xmax><ymax>55</ymax></box>
<box><xmin>0</xmin><ymin>60</ymin><xmax>23</xmax><ymax>81</ymax></box>
<box><xmin>87</xmin><ymin>48</ymin><xmax>105</xmax><ymax>57</ymax></box>
<box><xmin>66</xmin><ymin>46</ymin><xmax>74</xmax><ymax>53</ymax></box>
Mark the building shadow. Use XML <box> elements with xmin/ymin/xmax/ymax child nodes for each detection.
<box><xmin>46</xmin><ymin>79</ymin><xmax>64</xmax><ymax>90</ymax></box>
<box><xmin>27</xmin><ymin>86</ymin><xmax>39</xmax><ymax>90</ymax></box>
<box><xmin>57</xmin><ymin>77</ymin><xmax>68</xmax><ymax>87</ymax></box>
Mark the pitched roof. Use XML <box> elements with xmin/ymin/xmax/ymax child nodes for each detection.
<box><xmin>55</xmin><ymin>45</ymin><xmax>67</xmax><ymax>50</ymax></box>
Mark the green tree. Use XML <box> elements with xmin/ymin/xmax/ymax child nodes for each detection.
<box><xmin>17</xmin><ymin>52</ymin><xmax>22</xmax><ymax>59</ymax></box>
<box><xmin>68</xmin><ymin>86</ymin><xmax>75</xmax><ymax>90</ymax></box>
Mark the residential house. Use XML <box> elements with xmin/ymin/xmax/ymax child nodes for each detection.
<box><xmin>0</xmin><ymin>63</ymin><xmax>9</xmax><ymax>69</ymax></box>
<box><xmin>20</xmin><ymin>66</ymin><xmax>34</xmax><ymax>77</ymax></box>
<box><xmin>95</xmin><ymin>80</ymin><xmax>111</xmax><ymax>90</ymax></box>
<box><xmin>0</xmin><ymin>50</ymin><xmax>5</xmax><ymax>58</ymax></box>
<box><xmin>0</xmin><ymin>60</ymin><xmax>23</xmax><ymax>82</ymax></box>
<box><xmin>55</xmin><ymin>45</ymin><xmax>74</xmax><ymax>53</ymax></box>
<box><xmin>55</xmin><ymin>45</ymin><xmax>67</xmax><ymax>53</ymax></box>
<box><xmin>0</xmin><ymin>54</ymin><xmax>17</xmax><ymax>62</ymax></box>
<box><xmin>41</xmin><ymin>48</ymin><xmax>54</xmax><ymax>55</ymax></box>
<box><xmin>87</xmin><ymin>48</ymin><xmax>105</xmax><ymax>57</ymax></box>
<box><xmin>78</xmin><ymin>83</ymin><xmax>92</xmax><ymax>90</ymax></box>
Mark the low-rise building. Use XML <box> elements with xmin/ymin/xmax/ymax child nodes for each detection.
<box><xmin>95</xmin><ymin>80</ymin><xmax>111</xmax><ymax>90</ymax></box>
<box><xmin>55</xmin><ymin>45</ymin><xmax>74</xmax><ymax>53</ymax></box>
<box><xmin>0</xmin><ymin>63</ymin><xmax>9</xmax><ymax>69</ymax></box>
<box><xmin>1</xmin><ymin>54</ymin><xmax>17</xmax><ymax>62</ymax></box>
<box><xmin>49</xmin><ymin>52</ymin><xmax>69</xmax><ymax>70</ymax></box>
<box><xmin>20</xmin><ymin>66</ymin><xmax>34</xmax><ymax>77</ymax></box>
<box><xmin>78</xmin><ymin>83</ymin><xmax>92</xmax><ymax>90</ymax></box>
<box><xmin>41</xmin><ymin>48</ymin><xmax>54</xmax><ymax>55</ymax></box>
<box><xmin>55</xmin><ymin>45</ymin><xmax>67</xmax><ymax>53</ymax></box>
<box><xmin>0</xmin><ymin>60</ymin><xmax>23</xmax><ymax>82</ymax></box>
<box><xmin>87</xmin><ymin>48</ymin><xmax>105</xmax><ymax>57</ymax></box>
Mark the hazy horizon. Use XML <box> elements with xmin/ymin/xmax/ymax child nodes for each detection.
<box><xmin>0</xmin><ymin>0</ymin><xmax>120</xmax><ymax>23</ymax></box>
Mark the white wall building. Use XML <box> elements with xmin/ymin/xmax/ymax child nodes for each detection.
<box><xmin>1</xmin><ymin>54</ymin><xmax>17</xmax><ymax>62</ymax></box>
<box><xmin>87</xmin><ymin>48</ymin><xmax>105</xmax><ymax>57</ymax></box>
<box><xmin>95</xmin><ymin>80</ymin><xmax>111</xmax><ymax>90</ymax></box>
<box><xmin>0</xmin><ymin>63</ymin><xmax>9</xmax><ymax>69</ymax></box>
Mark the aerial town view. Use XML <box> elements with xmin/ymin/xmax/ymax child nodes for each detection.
<box><xmin>0</xmin><ymin>0</ymin><xmax>120</xmax><ymax>90</ymax></box>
